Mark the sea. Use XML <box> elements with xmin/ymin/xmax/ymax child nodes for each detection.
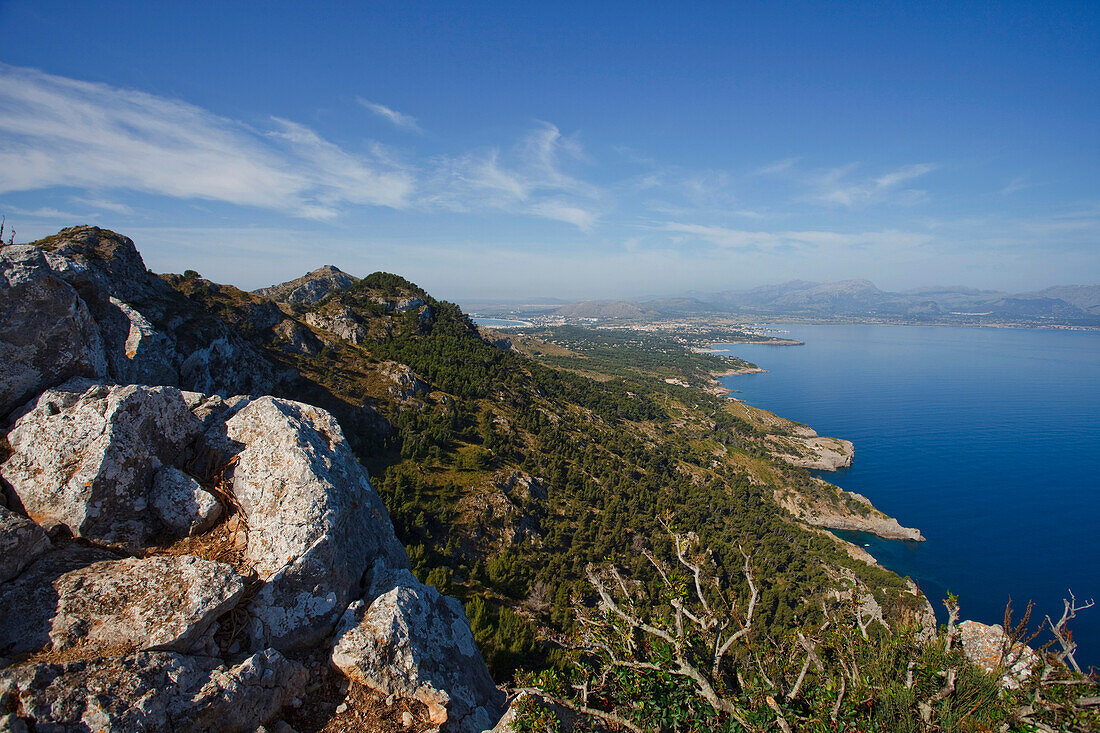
<box><xmin>712</xmin><ymin>324</ymin><xmax>1100</xmax><ymax>670</ymax></box>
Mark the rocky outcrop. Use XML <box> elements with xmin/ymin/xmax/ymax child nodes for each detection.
<box><xmin>959</xmin><ymin>620</ymin><xmax>1041</xmax><ymax>689</ymax></box>
<box><xmin>255</xmin><ymin>265</ymin><xmax>358</xmax><ymax>305</ymax></box>
<box><xmin>1</xmin><ymin>380</ymin><xmax>203</xmax><ymax>547</ymax></box>
<box><xmin>0</xmin><ymin>544</ymin><xmax>118</xmax><ymax>657</ymax></box>
<box><xmin>179</xmin><ymin>336</ymin><xmax>280</xmax><ymax>398</ymax></box>
<box><xmin>0</xmin><ymin>245</ymin><xmax>106</xmax><ymax>418</ymax></box>
<box><xmin>0</xmin><ymin>649</ymin><xmax>306</xmax><ymax>732</ymax></box>
<box><xmin>224</xmin><ymin>396</ymin><xmax>409</xmax><ymax>650</ymax></box>
<box><xmin>272</xmin><ymin>320</ymin><xmax>322</xmax><ymax>355</ymax></box>
<box><xmin>304</xmin><ymin>307</ymin><xmax>367</xmax><ymax>344</ymax></box>
<box><xmin>104</xmin><ymin>296</ymin><xmax>180</xmax><ymax>386</ymax></box>
<box><xmin>765</xmin><ymin>426</ymin><xmax>854</xmax><ymax>471</ymax></box>
<box><xmin>332</xmin><ymin>562</ymin><xmax>505</xmax><ymax>733</ymax></box>
<box><xmin>0</xmin><ymin>229</ymin><xmax>505</xmax><ymax>732</ymax></box>
<box><xmin>0</xmin><ymin>506</ymin><xmax>51</xmax><ymax>584</ymax></box>
<box><xmin>776</xmin><ymin>479</ymin><xmax>924</xmax><ymax>542</ymax></box>
<box><xmin>49</xmin><ymin>555</ymin><xmax>243</xmax><ymax>654</ymax></box>
<box><xmin>380</xmin><ymin>360</ymin><xmax>429</xmax><ymax>399</ymax></box>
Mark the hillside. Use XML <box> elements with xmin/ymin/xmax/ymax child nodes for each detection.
<box><xmin>2</xmin><ymin>227</ymin><xmax>1096</xmax><ymax>732</ymax></box>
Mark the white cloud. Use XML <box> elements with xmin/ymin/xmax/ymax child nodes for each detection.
<box><xmin>357</xmin><ymin>98</ymin><xmax>422</xmax><ymax>133</ymax></box>
<box><xmin>426</xmin><ymin>122</ymin><xmax>603</xmax><ymax>230</ymax></box>
<box><xmin>753</xmin><ymin>157</ymin><xmax>800</xmax><ymax>176</ymax></box>
<box><xmin>72</xmin><ymin>197</ymin><xmax>134</xmax><ymax>215</ymax></box>
<box><xmin>0</xmin><ymin>64</ymin><xmax>414</xmax><ymax>218</ymax></box>
<box><xmin>662</xmin><ymin>222</ymin><xmax>933</xmax><ymax>252</ymax></box>
<box><xmin>808</xmin><ymin>162</ymin><xmax>937</xmax><ymax>207</ymax></box>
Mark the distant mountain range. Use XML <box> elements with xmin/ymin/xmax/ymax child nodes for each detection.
<box><xmin>546</xmin><ymin>280</ymin><xmax>1100</xmax><ymax>325</ymax></box>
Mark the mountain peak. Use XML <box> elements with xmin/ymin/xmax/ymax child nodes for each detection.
<box><xmin>254</xmin><ymin>265</ymin><xmax>359</xmax><ymax>305</ymax></box>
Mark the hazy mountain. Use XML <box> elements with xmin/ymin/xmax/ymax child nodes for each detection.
<box><xmin>548</xmin><ymin>280</ymin><xmax>1100</xmax><ymax>325</ymax></box>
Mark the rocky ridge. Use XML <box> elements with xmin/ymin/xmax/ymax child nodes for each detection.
<box><xmin>0</xmin><ymin>229</ymin><xmax>504</xmax><ymax>732</ymax></box>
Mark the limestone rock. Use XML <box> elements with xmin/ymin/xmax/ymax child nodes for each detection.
<box><xmin>180</xmin><ymin>337</ymin><xmax>278</xmax><ymax>398</ymax></box>
<box><xmin>331</xmin><ymin>564</ymin><xmax>504</xmax><ymax>733</ymax></box>
<box><xmin>104</xmin><ymin>297</ymin><xmax>180</xmax><ymax>386</ymax></box>
<box><xmin>304</xmin><ymin>308</ymin><xmax>366</xmax><ymax>344</ymax></box>
<box><xmin>152</xmin><ymin>467</ymin><xmax>222</xmax><ymax>537</ymax></box>
<box><xmin>224</xmin><ymin>397</ymin><xmax>407</xmax><ymax>649</ymax></box>
<box><xmin>254</xmin><ymin>265</ymin><xmax>358</xmax><ymax>305</ymax></box>
<box><xmin>0</xmin><ymin>545</ymin><xmax>117</xmax><ymax>657</ymax></box>
<box><xmin>49</xmin><ymin>555</ymin><xmax>244</xmax><ymax>654</ymax></box>
<box><xmin>959</xmin><ymin>620</ymin><xmax>1041</xmax><ymax>689</ymax></box>
<box><xmin>380</xmin><ymin>361</ymin><xmax>428</xmax><ymax>399</ymax></box>
<box><xmin>0</xmin><ymin>245</ymin><xmax>106</xmax><ymax>418</ymax></box>
<box><xmin>1</xmin><ymin>381</ymin><xmax>203</xmax><ymax>547</ymax></box>
<box><xmin>0</xmin><ymin>507</ymin><xmax>50</xmax><ymax>584</ymax></box>
<box><xmin>0</xmin><ymin>648</ymin><xmax>307</xmax><ymax>732</ymax></box>
<box><xmin>273</xmin><ymin>320</ymin><xmax>322</xmax><ymax>356</ymax></box>
<box><xmin>36</xmin><ymin>226</ymin><xmax>155</xmax><ymax>306</ymax></box>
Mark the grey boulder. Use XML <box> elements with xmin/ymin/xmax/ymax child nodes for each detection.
<box><xmin>0</xmin><ymin>245</ymin><xmax>106</xmax><ymax>418</ymax></box>
<box><xmin>152</xmin><ymin>466</ymin><xmax>222</xmax><ymax>537</ymax></box>
<box><xmin>0</xmin><ymin>506</ymin><xmax>50</xmax><ymax>584</ymax></box>
<box><xmin>0</xmin><ymin>544</ymin><xmax>117</xmax><ymax>657</ymax></box>
<box><xmin>0</xmin><ymin>648</ymin><xmax>306</xmax><ymax>732</ymax></box>
<box><xmin>0</xmin><ymin>381</ymin><xmax>203</xmax><ymax>547</ymax></box>
<box><xmin>49</xmin><ymin>555</ymin><xmax>244</xmax><ymax>654</ymax></box>
<box><xmin>224</xmin><ymin>397</ymin><xmax>408</xmax><ymax>650</ymax></box>
<box><xmin>331</xmin><ymin>563</ymin><xmax>504</xmax><ymax>733</ymax></box>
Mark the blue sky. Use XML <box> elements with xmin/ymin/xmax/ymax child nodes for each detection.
<box><xmin>0</xmin><ymin>1</ymin><xmax>1096</xmax><ymax>301</ymax></box>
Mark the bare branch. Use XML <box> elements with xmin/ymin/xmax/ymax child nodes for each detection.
<box><xmin>714</xmin><ymin>548</ymin><xmax>759</xmax><ymax>675</ymax></box>
<box><xmin>787</xmin><ymin>654</ymin><xmax>813</xmax><ymax>701</ymax></box>
<box><xmin>944</xmin><ymin>594</ymin><xmax>960</xmax><ymax>653</ymax></box>
<box><xmin>1045</xmin><ymin>591</ymin><xmax>1095</xmax><ymax>674</ymax></box>
<box><xmin>765</xmin><ymin>695</ymin><xmax>793</xmax><ymax>733</ymax></box>
<box><xmin>831</xmin><ymin>675</ymin><xmax>846</xmax><ymax>720</ymax></box>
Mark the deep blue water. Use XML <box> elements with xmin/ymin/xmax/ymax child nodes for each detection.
<box><xmin>714</xmin><ymin>325</ymin><xmax>1100</xmax><ymax>669</ymax></box>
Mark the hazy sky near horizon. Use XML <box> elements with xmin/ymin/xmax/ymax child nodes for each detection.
<box><xmin>1</xmin><ymin>1</ymin><xmax>1097</xmax><ymax>302</ymax></box>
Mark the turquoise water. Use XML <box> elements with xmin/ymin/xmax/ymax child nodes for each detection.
<box><xmin>714</xmin><ymin>325</ymin><xmax>1100</xmax><ymax>669</ymax></box>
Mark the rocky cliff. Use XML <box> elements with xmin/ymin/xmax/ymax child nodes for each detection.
<box><xmin>0</xmin><ymin>229</ymin><xmax>504</xmax><ymax>732</ymax></box>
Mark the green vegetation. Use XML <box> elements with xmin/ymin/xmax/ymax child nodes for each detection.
<box><xmin>510</xmin><ymin>325</ymin><xmax>756</xmax><ymax>386</ymax></box>
<box><xmin>170</xmin><ymin>273</ymin><xmax>918</xmax><ymax>679</ymax></box>
<box><xmin>515</xmin><ymin>528</ymin><xmax>1099</xmax><ymax>732</ymax></box>
<box><xmin>164</xmin><ymin>267</ymin><xmax>1097</xmax><ymax>731</ymax></box>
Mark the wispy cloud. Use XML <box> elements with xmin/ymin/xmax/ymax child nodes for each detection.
<box><xmin>807</xmin><ymin>162</ymin><xmax>938</xmax><ymax>207</ymax></box>
<box><xmin>753</xmin><ymin>157</ymin><xmax>800</xmax><ymax>176</ymax></box>
<box><xmin>663</xmin><ymin>222</ymin><xmax>933</xmax><ymax>252</ymax></box>
<box><xmin>72</xmin><ymin>197</ymin><xmax>134</xmax><ymax>215</ymax></box>
<box><xmin>5</xmin><ymin>205</ymin><xmax>86</xmax><ymax>221</ymax></box>
<box><xmin>999</xmin><ymin>176</ymin><xmax>1038</xmax><ymax>196</ymax></box>
<box><xmin>426</xmin><ymin>122</ymin><xmax>603</xmax><ymax>230</ymax></box>
<box><xmin>357</xmin><ymin>98</ymin><xmax>422</xmax><ymax>133</ymax></box>
<box><xmin>0</xmin><ymin>64</ymin><xmax>415</xmax><ymax>219</ymax></box>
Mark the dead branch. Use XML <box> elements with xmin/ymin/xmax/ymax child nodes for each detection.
<box><xmin>766</xmin><ymin>695</ymin><xmax>793</xmax><ymax>733</ymax></box>
<box><xmin>831</xmin><ymin>675</ymin><xmax>847</xmax><ymax>720</ymax></box>
<box><xmin>944</xmin><ymin>594</ymin><xmax>960</xmax><ymax>653</ymax></box>
<box><xmin>1045</xmin><ymin>591</ymin><xmax>1095</xmax><ymax>674</ymax></box>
